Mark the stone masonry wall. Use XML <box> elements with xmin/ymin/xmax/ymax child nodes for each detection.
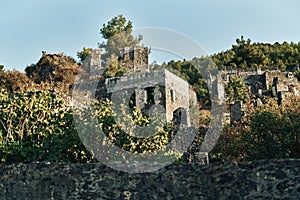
<box><xmin>265</xmin><ymin>71</ymin><xmax>300</xmax><ymax>92</ymax></box>
<box><xmin>1</xmin><ymin>159</ymin><xmax>300</xmax><ymax>199</ymax></box>
<box><xmin>165</xmin><ymin>70</ymin><xmax>197</xmax><ymax>124</ymax></box>
<box><xmin>119</xmin><ymin>46</ymin><xmax>149</xmax><ymax>73</ymax></box>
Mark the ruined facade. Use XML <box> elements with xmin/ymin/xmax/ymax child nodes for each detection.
<box><xmin>80</xmin><ymin>49</ymin><xmax>105</xmax><ymax>79</ymax></box>
<box><xmin>118</xmin><ymin>46</ymin><xmax>149</xmax><ymax>73</ymax></box>
<box><xmin>80</xmin><ymin>46</ymin><xmax>149</xmax><ymax>80</ymax></box>
<box><xmin>96</xmin><ymin>69</ymin><xmax>198</xmax><ymax>126</ymax></box>
<box><xmin>220</xmin><ymin>67</ymin><xmax>300</xmax><ymax>122</ymax></box>
<box><xmin>220</xmin><ymin>67</ymin><xmax>300</xmax><ymax>100</ymax></box>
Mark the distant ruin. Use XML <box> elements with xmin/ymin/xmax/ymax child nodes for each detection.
<box><xmin>220</xmin><ymin>67</ymin><xmax>300</xmax><ymax>99</ymax></box>
<box><xmin>220</xmin><ymin>66</ymin><xmax>300</xmax><ymax>123</ymax></box>
<box><xmin>77</xmin><ymin>46</ymin><xmax>198</xmax><ymax>126</ymax></box>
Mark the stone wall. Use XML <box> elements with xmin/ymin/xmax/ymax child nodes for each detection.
<box><xmin>118</xmin><ymin>46</ymin><xmax>149</xmax><ymax>73</ymax></box>
<box><xmin>220</xmin><ymin>69</ymin><xmax>300</xmax><ymax>97</ymax></box>
<box><xmin>265</xmin><ymin>71</ymin><xmax>299</xmax><ymax>93</ymax></box>
<box><xmin>220</xmin><ymin>69</ymin><xmax>300</xmax><ymax>122</ymax></box>
<box><xmin>164</xmin><ymin>70</ymin><xmax>197</xmax><ymax>124</ymax></box>
<box><xmin>1</xmin><ymin>159</ymin><xmax>300</xmax><ymax>199</ymax></box>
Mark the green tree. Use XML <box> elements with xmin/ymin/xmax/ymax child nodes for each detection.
<box><xmin>225</xmin><ymin>75</ymin><xmax>249</xmax><ymax>103</ymax></box>
<box><xmin>211</xmin><ymin>97</ymin><xmax>300</xmax><ymax>162</ymax></box>
<box><xmin>77</xmin><ymin>47</ymin><xmax>93</xmax><ymax>64</ymax></box>
<box><xmin>230</xmin><ymin>36</ymin><xmax>268</xmax><ymax>68</ymax></box>
<box><xmin>0</xmin><ymin>70</ymin><xmax>33</xmax><ymax>93</ymax></box>
<box><xmin>212</xmin><ymin>36</ymin><xmax>300</xmax><ymax>70</ymax></box>
<box><xmin>102</xmin><ymin>54</ymin><xmax>128</xmax><ymax>78</ymax></box>
<box><xmin>25</xmin><ymin>53</ymin><xmax>80</xmax><ymax>94</ymax></box>
<box><xmin>0</xmin><ymin>89</ymin><xmax>94</xmax><ymax>164</ymax></box>
<box><xmin>100</xmin><ymin>15</ymin><xmax>134</xmax><ymax>40</ymax></box>
<box><xmin>99</xmin><ymin>15</ymin><xmax>143</xmax><ymax>58</ymax></box>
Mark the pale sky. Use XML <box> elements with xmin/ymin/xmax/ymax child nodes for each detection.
<box><xmin>1</xmin><ymin>0</ymin><xmax>300</xmax><ymax>71</ymax></box>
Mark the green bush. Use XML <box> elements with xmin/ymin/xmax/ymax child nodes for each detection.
<box><xmin>210</xmin><ymin>97</ymin><xmax>300</xmax><ymax>162</ymax></box>
<box><xmin>0</xmin><ymin>89</ymin><xmax>184</xmax><ymax>164</ymax></box>
<box><xmin>84</xmin><ymin>99</ymin><xmax>176</xmax><ymax>154</ymax></box>
<box><xmin>0</xmin><ymin>89</ymin><xmax>94</xmax><ymax>164</ymax></box>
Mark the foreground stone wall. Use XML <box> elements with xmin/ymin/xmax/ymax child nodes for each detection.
<box><xmin>0</xmin><ymin>160</ymin><xmax>300</xmax><ymax>199</ymax></box>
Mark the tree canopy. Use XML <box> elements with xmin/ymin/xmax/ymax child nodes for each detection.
<box><xmin>77</xmin><ymin>47</ymin><xmax>93</xmax><ymax>64</ymax></box>
<box><xmin>0</xmin><ymin>70</ymin><xmax>33</xmax><ymax>93</ymax></box>
<box><xmin>25</xmin><ymin>53</ymin><xmax>80</xmax><ymax>94</ymax></box>
<box><xmin>99</xmin><ymin>15</ymin><xmax>143</xmax><ymax>58</ymax></box>
<box><xmin>77</xmin><ymin>15</ymin><xmax>143</xmax><ymax>78</ymax></box>
<box><xmin>211</xmin><ymin>97</ymin><xmax>300</xmax><ymax>162</ymax></box>
<box><xmin>213</xmin><ymin>36</ymin><xmax>300</xmax><ymax>70</ymax></box>
<box><xmin>225</xmin><ymin>75</ymin><xmax>249</xmax><ymax>103</ymax></box>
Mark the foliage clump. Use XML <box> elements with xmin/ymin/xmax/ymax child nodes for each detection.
<box><xmin>0</xmin><ymin>89</ymin><xmax>94</xmax><ymax>164</ymax></box>
<box><xmin>213</xmin><ymin>36</ymin><xmax>300</xmax><ymax>70</ymax></box>
<box><xmin>0</xmin><ymin>89</ymin><xmax>184</xmax><ymax>164</ymax></box>
<box><xmin>211</xmin><ymin>97</ymin><xmax>300</xmax><ymax>162</ymax></box>
<box><xmin>225</xmin><ymin>75</ymin><xmax>249</xmax><ymax>103</ymax></box>
<box><xmin>25</xmin><ymin>53</ymin><xmax>80</xmax><ymax>94</ymax></box>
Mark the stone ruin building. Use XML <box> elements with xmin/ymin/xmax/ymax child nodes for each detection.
<box><xmin>78</xmin><ymin>46</ymin><xmax>198</xmax><ymax>126</ymax></box>
<box><xmin>96</xmin><ymin>69</ymin><xmax>198</xmax><ymax>126</ymax></box>
<box><xmin>220</xmin><ymin>66</ymin><xmax>300</xmax><ymax>123</ymax></box>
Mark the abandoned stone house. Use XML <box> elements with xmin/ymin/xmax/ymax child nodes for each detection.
<box><xmin>221</xmin><ymin>67</ymin><xmax>300</xmax><ymax>98</ymax></box>
<box><xmin>220</xmin><ymin>67</ymin><xmax>300</xmax><ymax>123</ymax></box>
<box><xmin>96</xmin><ymin>69</ymin><xmax>198</xmax><ymax>125</ymax></box>
<box><xmin>79</xmin><ymin>46</ymin><xmax>198</xmax><ymax>126</ymax></box>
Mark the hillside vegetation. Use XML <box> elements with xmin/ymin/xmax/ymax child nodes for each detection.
<box><xmin>1</xmin><ymin>15</ymin><xmax>300</xmax><ymax>164</ymax></box>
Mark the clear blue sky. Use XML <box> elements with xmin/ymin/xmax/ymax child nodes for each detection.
<box><xmin>1</xmin><ymin>0</ymin><xmax>300</xmax><ymax>71</ymax></box>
